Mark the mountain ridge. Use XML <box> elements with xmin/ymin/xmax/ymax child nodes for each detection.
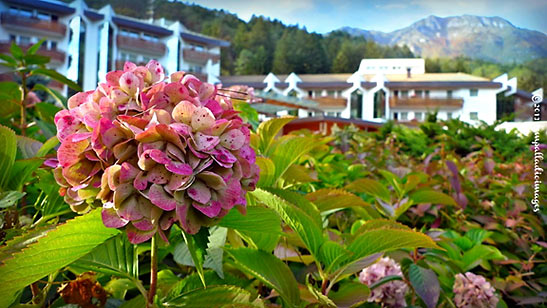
<box><xmin>339</xmin><ymin>15</ymin><xmax>547</xmax><ymax>63</ymax></box>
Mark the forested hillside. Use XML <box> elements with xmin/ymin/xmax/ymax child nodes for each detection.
<box><xmin>79</xmin><ymin>0</ymin><xmax>545</xmax><ymax>91</ymax></box>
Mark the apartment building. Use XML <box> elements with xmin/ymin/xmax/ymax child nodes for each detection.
<box><xmin>0</xmin><ymin>0</ymin><xmax>229</xmax><ymax>93</ymax></box>
<box><xmin>220</xmin><ymin>58</ymin><xmax>518</xmax><ymax>125</ymax></box>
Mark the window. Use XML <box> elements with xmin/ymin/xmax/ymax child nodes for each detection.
<box><xmin>401</xmin><ymin>112</ymin><xmax>408</xmax><ymax>121</ymax></box>
<box><xmin>9</xmin><ymin>34</ymin><xmax>16</xmax><ymax>42</ymax></box>
<box><xmin>447</xmin><ymin>112</ymin><xmax>453</xmax><ymax>119</ymax></box>
<box><xmin>288</xmin><ymin>109</ymin><xmax>298</xmax><ymax>116</ymax></box>
<box><xmin>308</xmin><ymin>112</ymin><xmax>314</xmax><ymax>117</ymax></box>
<box><xmin>401</xmin><ymin>90</ymin><xmax>409</xmax><ymax>98</ymax></box>
<box><xmin>447</xmin><ymin>90</ymin><xmax>453</xmax><ymax>99</ymax></box>
<box><xmin>425</xmin><ymin>90</ymin><xmax>430</xmax><ymax>97</ymax></box>
<box><xmin>19</xmin><ymin>36</ymin><xmax>31</xmax><ymax>45</ymax></box>
<box><xmin>470</xmin><ymin>89</ymin><xmax>478</xmax><ymax>96</ymax></box>
<box><xmin>415</xmin><ymin>112</ymin><xmax>423</xmax><ymax>121</ymax></box>
<box><xmin>50</xmin><ymin>41</ymin><xmax>57</xmax><ymax>50</ymax></box>
<box><xmin>327</xmin><ymin>90</ymin><xmax>335</xmax><ymax>97</ymax></box>
<box><xmin>393</xmin><ymin>112</ymin><xmax>398</xmax><ymax>120</ymax></box>
<box><xmin>327</xmin><ymin>112</ymin><xmax>335</xmax><ymax>116</ymax></box>
<box><xmin>415</xmin><ymin>90</ymin><xmax>423</xmax><ymax>97</ymax></box>
<box><xmin>393</xmin><ymin>90</ymin><xmax>399</xmax><ymax>97</ymax></box>
<box><xmin>470</xmin><ymin>112</ymin><xmax>478</xmax><ymax>120</ymax></box>
<box><xmin>308</xmin><ymin>90</ymin><xmax>313</xmax><ymax>98</ymax></box>
<box><xmin>37</xmin><ymin>12</ymin><xmax>50</xmax><ymax>21</ymax></box>
<box><xmin>19</xmin><ymin>9</ymin><xmax>33</xmax><ymax>18</ymax></box>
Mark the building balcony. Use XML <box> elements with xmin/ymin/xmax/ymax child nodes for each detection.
<box><xmin>0</xmin><ymin>42</ymin><xmax>65</xmax><ymax>65</ymax></box>
<box><xmin>183</xmin><ymin>48</ymin><xmax>220</xmax><ymax>64</ymax></box>
<box><xmin>0</xmin><ymin>12</ymin><xmax>66</xmax><ymax>37</ymax></box>
<box><xmin>116</xmin><ymin>35</ymin><xmax>166</xmax><ymax>56</ymax></box>
<box><xmin>389</xmin><ymin>96</ymin><xmax>463</xmax><ymax>109</ymax></box>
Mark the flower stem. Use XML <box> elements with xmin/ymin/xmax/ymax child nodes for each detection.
<box><xmin>147</xmin><ymin>235</ymin><xmax>158</xmax><ymax>308</ymax></box>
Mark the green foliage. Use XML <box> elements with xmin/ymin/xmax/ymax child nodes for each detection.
<box><xmin>0</xmin><ymin>209</ymin><xmax>119</xmax><ymax>307</ymax></box>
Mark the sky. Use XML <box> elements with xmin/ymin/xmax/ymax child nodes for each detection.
<box><xmin>189</xmin><ymin>0</ymin><xmax>547</xmax><ymax>34</ymax></box>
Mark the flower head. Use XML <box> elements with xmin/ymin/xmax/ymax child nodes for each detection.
<box><xmin>453</xmin><ymin>272</ymin><xmax>498</xmax><ymax>308</ymax></box>
<box><xmin>359</xmin><ymin>257</ymin><xmax>408</xmax><ymax>308</ymax></box>
<box><xmin>53</xmin><ymin>61</ymin><xmax>259</xmax><ymax>244</ymax></box>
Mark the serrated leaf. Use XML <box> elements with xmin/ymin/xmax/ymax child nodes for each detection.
<box><xmin>305</xmin><ymin>188</ymin><xmax>373</xmax><ymax>213</ymax></box>
<box><xmin>0</xmin><ymin>125</ymin><xmax>17</xmax><ymax>188</ymax></box>
<box><xmin>347</xmin><ymin>228</ymin><xmax>438</xmax><ymax>261</ymax></box>
<box><xmin>70</xmin><ymin>234</ymin><xmax>139</xmax><ymax>279</ymax></box>
<box><xmin>319</xmin><ymin>241</ymin><xmax>349</xmax><ymax>273</ymax></box>
<box><xmin>164</xmin><ymin>285</ymin><xmax>262</xmax><ymax>307</ymax></box>
<box><xmin>409</xmin><ymin>190</ymin><xmax>457</xmax><ymax>206</ymax></box>
<box><xmin>0</xmin><ymin>191</ymin><xmax>25</xmax><ymax>208</ymax></box>
<box><xmin>345</xmin><ymin>179</ymin><xmax>391</xmax><ymax>203</ymax></box>
<box><xmin>0</xmin><ymin>209</ymin><xmax>120</xmax><ymax>307</ymax></box>
<box><xmin>250</xmin><ymin>188</ymin><xmax>324</xmax><ymax>258</ymax></box>
<box><xmin>328</xmin><ymin>281</ymin><xmax>370</xmax><ymax>308</ymax></box>
<box><xmin>354</xmin><ymin>219</ymin><xmax>411</xmax><ymax>234</ymax></box>
<box><xmin>225</xmin><ymin>247</ymin><xmax>300</xmax><ymax>307</ymax></box>
<box><xmin>165</xmin><ymin>270</ymin><xmax>250</xmax><ymax>302</ymax></box>
<box><xmin>283</xmin><ymin>164</ymin><xmax>317</xmax><ymax>184</ymax></box>
<box><xmin>16</xmin><ymin>135</ymin><xmax>43</xmax><ymax>159</ymax></box>
<box><xmin>305</xmin><ymin>273</ymin><xmax>336</xmax><ymax>308</ymax></box>
<box><xmin>408</xmin><ymin>264</ymin><xmax>440</xmax><ymax>308</ymax></box>
<box><xmin>203</xmin><ymin>226</ymin><xmax>227</xmax><ymax>279</ymax></box>
<box><xmin>0</xmin><ymin>224</ymin><xmax>56</xmax><ymax>263</ymax></box>
<box><xmin>256</xmin><ymin>116</ymin><xmax>295</xmax><ymax>154</ymax></box>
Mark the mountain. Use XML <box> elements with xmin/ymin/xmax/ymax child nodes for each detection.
<box><xmin>340</xmin><ymin>15</ymin><xmax>547</xmax><ymax>63</ymax></box>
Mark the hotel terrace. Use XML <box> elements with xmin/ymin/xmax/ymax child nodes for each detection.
<box><xmin>220</xmin><ymin>58</ymin><xmax>519</xmax><ymax>125</ymax></box>
<box><xmin>0</xmin><ymin>0</ymin><xmax>229</xmax><ymax>93</ymax></box>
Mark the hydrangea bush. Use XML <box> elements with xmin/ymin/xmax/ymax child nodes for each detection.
<box><xmin>359</xmin><ymin>257</ymin><xmax>408</xmax><ymax>308</ymax></box>
<box><xmin>52</xmin><ymin>60</ymin><xmax>259</xmax><ymax>244</ymax></box>
<box><xmin>453</xmin><ymin>272</ymin><xmax>499</xmax><ymax>308</ymax></box>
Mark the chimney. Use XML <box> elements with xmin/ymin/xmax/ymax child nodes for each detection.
<box><xmin>406</xmin><ymin>67</ymin><xmax>411</xmax><ymax>78</ymax></box>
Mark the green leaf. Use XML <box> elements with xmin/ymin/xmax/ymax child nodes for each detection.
<box><xmin>225</xmin><ymin>247</ymin><xmax>300</xmax><ymax>307</ymax></box>
<box><xmin>33</xmin><ymin>83</ymin><xmax>67</xmax><ymax>108</ymax></box>
<box><xmin>70</xmin><ymin>234</ymin><xmax>139</xmax><ymax>279</ymax></box>
<box><xmin>347</xmin><ymin>228</ymin><xmax>439</xmax><ymax>261</ymax></box>
<box><xmin>319</xmin><ymin>241</ymin><xmax>349</xmax><ymax>273</ymax></box>
<box><xmin>0</xmin><ymin>191</ymin><xmax>25</xmax><ymax>208</ymax></box>
<box><xmin>35</xmin><ymin>102</ymin><xmax>62</xmax><ymax>124</ymax></box>
<box><xmin>0</xmin><ymin>224</ymin><xmax>56</xmax><ymax>263</ymax></box>
<box><xmin>9</xmin><ymin>42</ymin><xmax>23</xmax><ymax>60</ymax></box>
<box><xmin>165</xmin><ymin>270</ymin><xmax>250</xmax><ymax>302</ymax></box>
<box><xmin>219</xmin><ymin>206</ymin><xmax>281</xmax><ymax>234</ymax></box>
<box><xmin>0</xmin><ymin>209</ymin><xmax>120</xmax><ymax>307</ymax></box>
<box><xmin>36</xmin><ymin>136</ymin><xmax>59</xmax><ymax>157</ymax></box>
<box><xmin>26</xmin><ymin>39</ymin><xmax>45</xmax><ymax>55</ymax></box>
<box><xmin>203</xmin><ymin>226</ymin><xmax>227</xmax><ymax>279</ymax></box>
<box><xmin>328</xmin><ymin>281</ymin><xmax>370</xmax><ymax>308</ymax></box>
<box><xmin>105</xmin><ymin>278</ymin><xmax>136</xmax><ymax>299</ymax></box>
<box><xmin>32</xmin><ymin>68</ymin><xmax>81</xmax><ymax>91</ymax></box>
<box><xmin>408</xmin><ymin>264</ymin><xmax>440</xmax><ymax>308</ymax></box>
<box><xmin>354</xmin><ymin>219</ymin><xmax>411</xmax><ymax>234</ymax></box>
<box><xmin>369</xmin><ymin>275</ymin><xmax>403</xmax><ymax>289</ymax></box>
<box><xmin>345</xmin><ymin>179</ymin><xmax>391</xmax><ymax>203</ymax></box>
<box><xmin>305</xmin><ymin>188</ymin><xmax>373</xmax><ymax>214</ymax></box>
<box><xmin>379</xmin><ymin>169</ymin><xmax>404</xmax><ymax>196</ymax></box>
<box><xmin>0</xmin><ymin>54</ymin><xmax>17</xmax><ymax>67</ymax></box>
<box><xmin>461</xmin><ymin>245</ymin><xmax>505</xmax><ymax>271</ymax></box>
<box><xmin>0</xmin><ymin>125</ymin><xmax>17</xmax><ymax>188</ymax></box>
<box><xmin>181</xmin><ymin>228</ymin><xmax>210</xmax><ymax>287</ymax></box>
<box><xmin>250</xmin><ymin>188</ymin><xmax>324</xmax><ymax>258</ymax></box>
<box><xmin>255</xmin><ymin>157</ymin><xmax>276</xmax><ymax>188</ymax></box>
<box><xmin>305</xmin><ymin>273</ymin><xmax>336</xmax><ymax>308</ymax></box>
<box><xmin>256</xmin><ymin>116</ymin><xmax>295</xmax><ymax>154</ymax></box>
<box><xmin>0</xmin><ymin>82</ymin><xmax>22</xmax><ymax>118</ymax></box>
<box><xmin>7</xmin><ymin>158</ymin><xmax>44</xmax><ymax>191</ymax></box>
<box><xmin>24</xmin><ymin>54</ymin><xmax>49</xmax><ymax>65</ymax></box>
<box><xmin>16</xmin><ymin>135</ymin><xmax>43</xmax><ymax>159</ymax></box>
<box><xmin>270</xmin><ymin>136</ymin><xmax>316</xmax><ymax>181</ymax></box>
<box><xmin>409</xmin><ymin>190</ymin><xmax>457</xmax><ymax>206</ymax></box>
<box><xmin>282</xmin><ymin>164</ymin><xmax>317</xmax><ymax>184</ymax></box>
<box><xmin>164</xmin><ymin>285</ymin><xmax>262</xmax><ymax>307</ymax></box>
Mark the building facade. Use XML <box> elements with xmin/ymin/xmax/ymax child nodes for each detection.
<box><xmin>0</xmin><ymin>0</ymin><xmax>229</xmax><ymax>93</ymax></box>
<box><xmin>220</xmin><ymin>58</ymin><xmax>518</xmax><ymax>125</ymax></box>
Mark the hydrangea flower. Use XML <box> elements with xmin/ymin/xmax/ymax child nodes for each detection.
<box><xmin>359</xmin><ymin>257</ymin><xmax>408</xmax><ymax>308</ymax></box>
<box><xmin>53</xmin><ymin>60</ymin><xmax>259</xmax><ymax>244</ymax></box>
<box><xmin>453</xmin><ymin>272</ymin><xmax>499</xmax><ymax>308</ymax></box>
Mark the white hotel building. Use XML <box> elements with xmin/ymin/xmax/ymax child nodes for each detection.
<box><xmin>0</xmin><ymin>0</ymin><xmax>228</xmax><ymax>92</ymax></box>
<box><xmin>220</xmin><ymin>58</ymin><xmax>518</xmax><ymax>125</ymax></box>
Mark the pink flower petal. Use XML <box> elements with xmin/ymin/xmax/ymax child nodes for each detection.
<box><xmin>191</xmin><ymin>106</ymin><xmax>216</xmax><ymax>132</ymax></box>
<box><xmin>220</xmin><ymin>129</ymin><xmax>245</xmax><ymax>150</ymax></box>
<box><xmin>187</xmin><ymin>181</ymin><xmax>211</xmax><ymax>204</ymax></box>
<box><xmin>126</xmin><ymin>224</ymin><xmax>156</xmax><ymax>244</ymax></box>
<box><xmin>192</xmin><ymin>200</ymin><xmax>221</xmax><ymax>218</ymax></box>
<box><xmin>101</xmin><ymin>204</ymin><xmax>129</xmax><ymax>228</ymax></box>
<box><xmin>148</xmin><ymin>184</ymin><xmax>178</xmax><ymax>211</ymax></box>
<box><xmin>196</xmin><ymin>171</ymin><xmax>226</xmax><ymax>190</ymax></box>
<box><xmin>172</xmin><ymin>100</ymin><xmax>196</xmax><ymax>125</ymax></box>
<box><xmin>166</xmin><ymin>161</ymin><xmax>193</xmax><ymax>175</ymax></box>
<box><xmin>194</xmin><ymin>132</ymin><xmax>219</xmax><ymax>151</ymax></box>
